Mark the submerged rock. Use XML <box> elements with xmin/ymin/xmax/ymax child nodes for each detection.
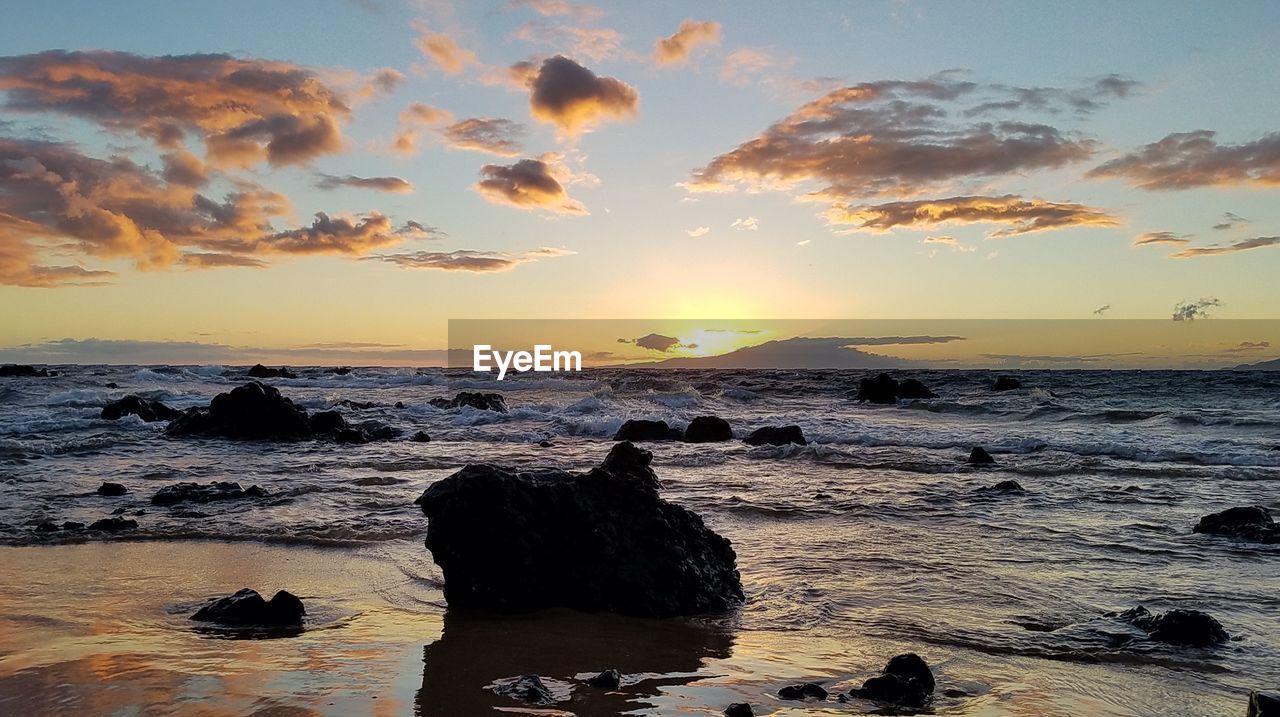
<box><xmin>1193</xmin><ymin>506</ymin><xmax>1278</xmax><ymax>543</ymax></box>
<box><xmin>744</xmin><ymin>425</ymin><xmax>807</xmax><ymax>446</ymax></box>
<box><xmin>0</xmin><ymin>364</ymin><xmax>50</xmax><ymax>377</ymax></box>
<box><xmin>989</xmin><ymin>479</ymin><xmax>1025</xmax><ymax>493</ymax></box>
<box><xmin>412</xmin><ymin>430</ymin><xmax>432</xmax><ymax>443</ymax></box>
<box><xmin>190</xmin><ymin>588</ymin><xmax>305</xmax><ymax>626</ymax></box>
<box><xmin>898</xmin><ymin>378</ymin><xmax>937</xmax><ymax>399</ymax></box>
<box><xmin>97</xmin><ymin>482</ymin><xmax>128</xmax><ymax>496</ymax></box>
<box><xmin>857</xmin><ymin>373</ymin><xmax>937</xmax><ymax>403</ymax></box>
<box><xmin>967</xmin><ymin>447</ymin><xmax>996</xmax><ymax>465</ymax></box>
<box><xmin>167</xmin><ymin>382</ymin><xmax>312</xmax><ymax>440</ymax></box>
<box><xmin>992</xmin><ymin>376</ymin><xmax>1023</xmax><ymax>391</ymax></box>
<box><xmin>493</xmin><ymin>675</ymin><xmax>554</xmax><ymax>705</ymax></box>
<box><xmin>101</xmin><ymin>395</ymin><xmax>181</xmax><ymax>422</ymax></box>
<box><xmin>850</xmin><ymin>653</ymin><xmax>934</xmax><ymax>708</ymax></box>
<box><xmin>1250</xmin><ymin>691</ymin><xmax>1280</xmax><ymax>717</ymax></box>
<box><xmin>1116</xmin><ymin>606</ymin><xmax>1229</xmax><ymax>647</ymax></box>
<box><xmin>152</xmin><ymin>481</ymin><xmax>266</xmax><ymax>506</ymax></box>
<box><xmin>88</xmin><ymin>517</ymin><xmax>137</xmax><ymax>531</ymax></box>
<box><xmin>724</xmin><ymin>704</ymin><xmax>754</xmax><ymax>717</ymax></box>
<box><xmin>778</xmin><ymin>683</ymin><xmax>828</xmax><ymax>700</ymax></box>
<box><xmin>246</xmin><ymin>364</ymin><xmax>296</xmax><ymax>379</ymax></box>
<box><xmin>429</xmin><ymin>392</ymin><xmax>508</xmax><ymax>413</ymax></box>
<box><xmin>684</xmin><ymin>416</ymin><xmax>733</xmax><ymax>443</ymax></box>
<box><xmin>585</xmin><ymin>669</ymin><xmax>620</xmax><ymax>689</ymax></box>
<box><xmin>415</xmin><ymin>441</ymin><xmax>743</xmax><ymax>617</ymax></box>
<box><xmin>614</xmin><ymin>419</ymin><xmax>682</xmax><ymax>441</ymax></box>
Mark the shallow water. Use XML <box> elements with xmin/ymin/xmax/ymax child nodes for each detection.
<box><xmin>0</xmin><ymin>366</ymin><xmax>1277</xmax><ymax>715</ymax></box>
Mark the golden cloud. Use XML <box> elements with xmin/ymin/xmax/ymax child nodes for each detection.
<box><xmin>474</xmin><ymin>157</ymin><xmax>588</xmax><ymax>214</ymax></box>
<box><xmin>516</xmin><ymin>55</ymin><xmax>638</xmax><ymax>135</ymax></box>
<box><xmin>825</xmin><ymin>195</ymin><xmax>1119</xmax><ymax>237</ymax></box>
<box><xmin>654</xmin><ymin>19</ymin><xmax>722</xmax><ymax>66</ymax></box>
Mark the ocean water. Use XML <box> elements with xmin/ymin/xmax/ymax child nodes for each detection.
<box><xmin>1</xmin><ymin>366</ymin><xmax>1278</xmax><ymax>716</ymax></box>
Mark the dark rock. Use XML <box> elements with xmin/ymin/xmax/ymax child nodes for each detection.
<box><xmin>684</xmin><ymin>416</ymin><xmax>733</xmax><ymax>443</ymax></box>
<box><xmin>614</xmin><ymin>419</ymin><xmax>682</xmax><ymax>441</ymax></box>
<box><xmin>101</xmin><ymin>395</ymin><xmax>181</xmax><ymax>422</ymax></box>
<box><xmin>898</xmin><ymin>378</ymin><xmax>937</xmax><ymax>399</ymax></box>
<box><xmin>412</xmin><ymin>431</ymin><xmax>432</xmax><ymax>443</ymax></box>
<box><xmin>724</xmin><ymin>704</ymin><xmax>754</xmax><ymax>717</ymax></box>
<box><xmin>97</xmin><ymin>482</ymin><xmax>128</xmax><ymax>496</ymax></box>
<box><xmin>1116</xmin><ymin>606</ymin><xmax>1229</xmax><ymax>646</ymax></box>
<box><xmin>246</xmin><ymin>364</ymin><xmax>296</xmax><ymax>379</ymax></box>
<box><xmin>308</xmin><ymin>410</ymin><xmax>347</xmax><ymax>434</ymax></box>
<box><xmin>778</xmin><ymin>683</ymin><xmax>828</xmax><ymax>700</ymax></box>
<box><xmin>0</xmin><ymin>364</ymin><xmax>50</xmax><ymax>377</ymax></box>
<box><xmin>858</xmin><ymin>373</ymin><xmax>900</xmax><ymax>404</ymax></box>
<box><xmin>337</xmin><ymin>399</ymin><xmax>377</xmax><ymax>409</ymax></box>
<box><xmin>330</xmin><ymin>367</ymin><xmax>353</xmax><ymax>375</ymax></box>
<box><xmin>968</xmin><ymin>447</ymin><xmax>996</xmax><ymax>465</ymax></box>
<box><xmin>585</xmin><ymin>669</ymin><xmax>620</xmax><ymax>689</ymax></box>
<box><xmin>166</xmin><ymin>382</ymin><xmax>312</xmax><ymax>440</ymax></box>
<box><xmin>62</xmin><ymin>521</ymin><xmax>85</xmax><ymax>530</ymax></box>
<box><xmin>190</xmin><ymin>588</ymin><xmax>305</xmax><ymax>626</ymax></box>
<box><xmin>352</xmin><ymin>476</ymin><xmax>404</xmax><ymax>486</ymax></box>
<box><xmin>105</xmin><ymin>382</ymin><xmax>119</xmax><ymax>389</ymax></box>
<box><xmin>538</xmin><ymin>440</ymin><xmax>553</xmax><ymax>448</ymax></box>
<box><xmin>992</xmin><ymin>376</ymin><xmax>1022</xmax><ymax>391</ymax></box>
<box><xmin>494</xmin><ymin>675</ymin><xmax>554</xmax><ymax>705</ymax></box>
<box><xmin>394</xmin><ymin>401</ymin><xmax>405</xmax><ymax>409</ymax></box>
<box><xmin>349</xmin><ymin>420</ymin><xmax>399</xmax><ymax>442</ymax></box>
<box><xmin>152</xmin><ymin>481</ymin><xmax>267</xmax><ymax>506</ymax></box>
<box><xmin>35</xmin><ymin>520</ymin><xmax>59</xmax><ymax>532</ymax></box>
<box><xmin>429</xmin><ymin>392</ymin><xmax>508</xmax><ymax>413</ymax></box>
<box><xmin>89</xmin><ymin>517</ymin><xmax>138</xmax><ymax>531</ymax></box>
<box><xmin>943</xmin><ymin>689</ymin><xmax>969</xmax><ymax>698</ymax></box>
<box><xmin>851</xmin><ymin>653</ymin><xmax>934</xmax><ymax>707</ymax></box>
<box><xmin>744</xmin><ymin>425</ymin><xmax>807</xmax><ymax>446</ymax></box>
<box><xmin>1193</xmin><ymin>506</ymin><xmax>1278</xmax><ymax>543</ymax></box>
<box><xmin>1250</xmin><ymin>692</ymin><xmax>1280</xmax><ymax>717</ymax></box>
<box><xmin>989</xmin><ymin>479</ymin><xmax>1025</xmax><ymax>493</ymax></box>
<box><xmin>414</xmin><ymin>441</ymin><xmax>743</xmax><ymax>617</ymax></box>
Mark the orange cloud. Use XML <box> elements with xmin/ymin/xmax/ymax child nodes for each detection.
<box><xmin>825</xmin><ymin>195</ymin><xmax>1119</xmax><ymax>237</ymax></box>
<box><xmin>0</xmin><ymin>50</ymin><xmax>352</xmax><ymax>168</ymax></box>
<box><xmin>653</xmin><ymin>19</ymin><xmax>721</xmax><ymax>66</ymax></box>
<box><xmin>720</xmin><ymin>48</ymin><xmax>774</xmax><ymax>86</ymax></box>
<box><xmin>413</xmin><ymin>24</ymin><xmax>480</xmax><ymax>75</ymax></box>
<box><xmin>1132</xmin><ymin>231</ymin><xmax>1190</xmax><ymax>246</ymax></box>
<box><xmin>1170</xmin><ymin>236</ymin><xmax>1280</xmax><ymax>258</ymax></box>
<box><xmin>513</xmin><ymin>23</ymin><xmax>624</xmax><ymax>62</ymax></box>
<box><xmin>516</xmin><ymin>55</ymin><xmax>638</xmax><ymax>135</ymax></box>
<box><xmin>315</xmin><ymin>174</ymin><xmax>414</xmax><ymax>193</ymax></box>
<box><xmin>1088</xmin><ymin>130</ymin><xmax>1280</xmax><ymax>189</ymax></box>
<box><xmin>474</xmin><ymin>158</ymin><xmax>588</xmax><ymax>214</ymax></box>
<box><xmin>391</xmin><ymin>102</ymin><xmax>456</xmax><ymax>155</ymax></box>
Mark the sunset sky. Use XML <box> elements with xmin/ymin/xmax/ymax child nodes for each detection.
<box><xmin>1</xmin><ymin>0</ymin><xmax>1278</xmax><ymax>365</ymax></box>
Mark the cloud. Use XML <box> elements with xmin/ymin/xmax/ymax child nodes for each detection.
<box><xmin>254</xmin><ymin>212</ymin><xmax>413</xmax><ymax>255</ymax></box>
<box><xmin>367</xmin><ymin>246</ymin><xmax>574</xmax><ymax>272</ymax></box>
<box><xmin>0</xmin><ymin>50</ymin><xmax>352</xmax><ymax>168</ymax></box>
<box><xmin>1170</xmin><ymin>236</ymin><xmax>1280</xmax><ymax>258</ymax></box>
<box><xmin>360</xmin><ymin>67</ymin><xmax>406</xmax><ymax>97</ymax></box>
<box><xmin>686</xmin><ymin>226</ymin><xmax>710</xmax><ymax>237</ymax></box>
<box><xmin>1172</xmin><ymin>297</ymin><xmax>1221</xmax><ymax>321</ymax></box>
<box><xmin>653</xmin><ymin>19</ymin><xmax>721</xmax><ymax>67</ymax></box>
<box><xmin>619</xmin><ymin>333</ymin><xmax>686</xmax><ymax>352</ymax></box>
<box><xmin>474</xmin><ymin>157</ymin><xmax>588</xmax><ymax>214</ymax></box>
<box><xmin>1223</xmin><ymin>340</ymin><xmax>1270</xmax><ymax>354</ymax></box>
<box><xmin>513</xmin><ymin>23</ymin><xmax>624</xmax><ymax>63</ymax></box>
<box><xmin>413</xmin><ymin>24</ymin><xmax>480</xmax><ymax>75</ymax></box>
<box><xmin>922</xmin><ymin>235</ymin><xmax>975</xmax><ymax>252</ymax></box>
<box><xmin>686</xmin><ymin>76</ymin><xmax>1098</xmax><ymax>207</ymax></box>
<box><xmin>515</xmin><ymin>55</ymin><xmax>638</xmax><ymax>135</ymax></box>
<box><xmin>315</xmin><ymin>174</ymin><xmax>414</xmax><ymax>193</ymax></box>
<box><xmin>161</xmin><ymin>150</ymin><xmax>208</xmax><ymax>187</ymax></box>
<box><xmin>508</xmin><ymin>0</ymin><xmax>603</xmax><ymax>22</ymax></box>
<box><xmin>1088</xmin><ymin>131</ymin><xmax>1280</xmax><ymax>189</ymax></box>
<box><xmin>0</xmin><ymin>337</ymin><xmax>451</xmax><ymax>366</ymax></box>
<box><xmin>392</xmin><ymin>102</ymin><xmax>456</xmax><ymax>155</ymax></box>
<box><xmin>1093</xmin><ymin>304</ymin><xmax>1111</xmax><ymax>316</ymax></box>
<box><xmin>180</xmin><ymin>252</ymin><xmax>269</xmax><ymax>268</ymax></box>
<box><xmin>440</xmin><ymin>118</ymin><xmax>525</xmax><ymax>156</ymax></box>
<box><xmin>720</xmin><ymin>49</ymin><xmax>775</xmax><ymax>86</ymax></box>
<box><xmin>824</xmin><ymin>195</ymin><xmax>1119</xmax><ymax>237</ymax></box>
<box><xmin>964</xmin><ymin>75</ymin><xmax>1142</xmax><ymax>116</ymax></box>
<box><xmin>1213</xmin><ymin>211</ymin><xmax>1250</xmax><ymax>231</ymax></box>
<box><xmin>731</xmin><ymin>216</ymin><xmax>759</xmax><ymax>231</ymax></box>
<box><xmin>1132</xmin><ymin>231</ymin><xmax>1190</xmax><ymax>246</ymax></box>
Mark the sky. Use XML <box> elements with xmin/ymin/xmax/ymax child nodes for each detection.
<box><xmin>1</xmin><ymin>0</ymin><xmax>1278</xmax><ymax>366</ymax></box>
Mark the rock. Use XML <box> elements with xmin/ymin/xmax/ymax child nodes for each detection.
<box><xmin>858</xmin><ymin>373</ymin><xmax>900</xmax><ymax>404</ymax></box>
<box><xmin>101</xmin><ymin>395</ymin><xmax>181</xmax><ymax>422</ymax></box>
<box><xmin>330</xmin><ymin>367</ymin><xmax>353</xmax><ymax>375</ymax></box>
<box><xmin>898</xmin><ymin>378</ymin><xmax>937</xmax><ymax>399</ymax></box>
<box><xmin>851</xmin><ymin>653</ymin><xmax>934</xmax><ymax>707</ymax></box>
<box><xmin>89</xmin><ymin>517</ymin><xmax>138</xmax><ymax>531</ymax></box>
<box><xmin>105</xmin><ymin>382</ymin><xmax>119</xmax><ymax>388</ymax></box>
<box><xmin>308</xmin><ymin>410</ymin><xmax>347</xmax><ymax>434</ymax></box>
<box><xmin>684</xmin><ymin>416</ymin><xmax>733</xmax><ymax>443</ymax></box>
<box><xmin>724</xmin><ymin>704</ymin><xmax>754</xmax><ymax>717</ymax></box>
<box><xmin>0</xmin><ymin>364</ymin><xmax>50</xmax><ymax>377</ymax></box>
<box><xmin>943</xmin><ymin>688</ymin><xmax>969</xmax><ymax>698</ymax></box>
<box><xmin>989</xmin><ymin>479</ymin><xmax>1025</xmax><ymax>493</ymax></box>
<box><xmin>412</xmin><ymin>431</ymin><xmax>432</xmax><ymax>443</ymax></box>
<box><xmin>1116</xmin><ymin>606</ymin><xmax>1229</xmax><ymax>646</ymax></box>
<box><xmin>246</xmin><ymin>364</ymin><xmax>296</xmax><ymax>379</ymax></box>
<box><xmin>585</xmin><ymin>669</ymin><xmax>620</xmax><ymax>689</ymax></box>
<box><xmin>968</xmin><ymin>447</ymin><xmax>996</xmax><ymax>465</ymax></box>
<box><xmin>1193</xmin><ymin>506</ymin><xmax>1278</xmax><ymax>543</ymax></box>
<box><xmin>494</xmin><ymin>675</ymin><xmax>554</xmax><ymax>705</ymax></box>
<box><xmin>337</xmin><ymin>399</ymin><xmax>377</xmax><ymax>409</ymax></box>
<box><xmin>1249</xmin><ymin>692</ymin><xmax>1280</xmax><ymax>717</ymax></box>
<box><xmin>35</xmin><ymin>520</ymin><xmax>59</xmax><ymax>532</ymax></box>
<box><xmin>614</xmin><ymin>419</ymin><xmax>682</xmax><ymax>441</ymax></box>
<box><xmin>167</xmin><ymin>382</ymin><xmax>312</xmax><ymax>440</ymax></box>
<box><xmin>394</xmin><ymin>401</ymin><xmax>405</xmax><ymax>409</ymax></box>
<box><xmin>190</xmin><ymin>588</ymin><xmax>305</xmax><ymax>626</ymax></box>
<box><xmin>538</xmin><ymin>440</ymin><xmax>553</xmax><ymax>448</ymax></box>
<box><xmin>97</xmin><ymin>482</ymin><xmax>128</xmax><ymax>496</ymax></box>
<box><xmin>152</xmin><ymin>481</ymin><xmax>266</xmax><ymax>506</ymax></box>
<box><xmin>744</xmin><ymin>425</ymin><xmax>807</xmax><ymax>446</ymax></box>
<box><xmin>415</xmin><ymin>441</ymin><xmax>743</xmax><ymax>617</ymax></box>
<box><xmin>778</xmin><ymin>683</ymin><xmax>828</xmax><ymax>700</ymax></box>
<box><xmin>62</xmin><ymin>521</ymin><xmax>85</xmax><ymax>530</ymax></box>
<box><xmin>429</xmin><ymin>392</ymin><xmax>508</xmax><ymax>413</ymax></box>
<box><xmin>335</xmin><ymin>420</ymin><xmax>399</xmax><ymax>444</ymax></box>
<box><xmin>992</xmin><ymin>376</ymin><xmax>1022</xmax><ymax>391</ymax></box>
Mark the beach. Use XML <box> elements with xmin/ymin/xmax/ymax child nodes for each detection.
<box><xmin>1</xmin><ymin>366</ymin><xmax>1277</xmax><ymax>716</ymax></box>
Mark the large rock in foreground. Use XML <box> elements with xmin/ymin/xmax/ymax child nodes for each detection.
<box><xmin>415</xmin><ymin>442</ymin><xmax>743</xmax><ymax>617</ymax></box>
<box><xmin>1193</xmin><ymin>506</ymin><xmax>1278</xmax><ymax>543</ymax></box>
<box><xmin>191</xmin><ymin>587</ymin><xmax>304</xmax><ymax>626</ymax></box>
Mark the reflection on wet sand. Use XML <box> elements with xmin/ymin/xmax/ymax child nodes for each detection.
<box><xmin>417</xmin><ymin>608</ymin><xmax>735</xmax><ymax>715</ymax></box>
